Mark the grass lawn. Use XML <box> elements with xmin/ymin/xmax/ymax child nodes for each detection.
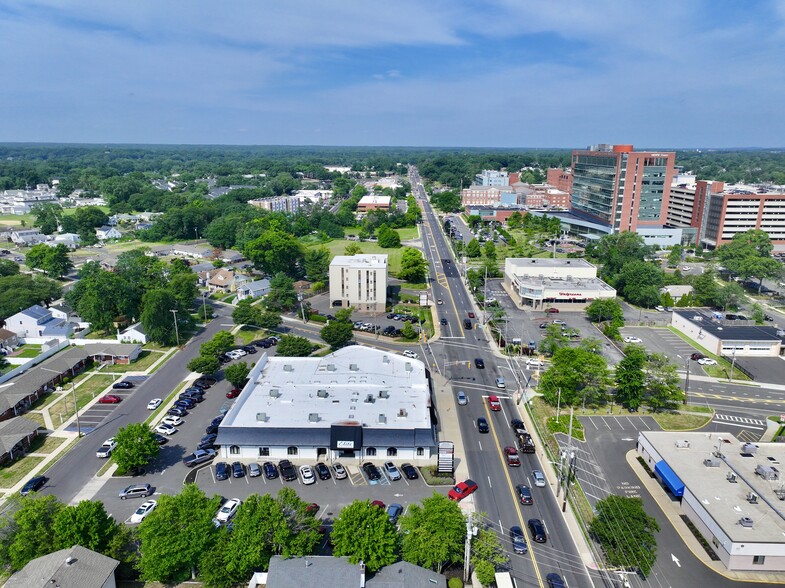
<box><xmin>235</xmin><ymin>325</ymin><xmax>262</xmax><ymax>345</ymax></box>
<box><xmin>102</xmin><ymin>350</ymin><xmax>164</xmax><ymax>373</ymax></box>
<box><xmin>46</xmin><ymin>375</ymin><xmax>116</xmax><ymax>426</ymax></box>
<box><xmin>24</xmin><ymin>412</ymin><xmax>45</xmax><ymax>428</ymax></box>
<box><xmin>651</xmin><ymin>411</ymin><xmax>712</xmax><ymax>430</ymax></box>
<box><xmin>144</xmin><ymin>341</ymin><xmax>173</xmax><ymax>351</ymax></box>
<box><xmin>312</xmin><ymin>240</ymin><xmax>404</xmax><ymax>275</ymax></box>
<box><xmin>0</xmin><ymin>456</ymin><xmax>45</xmax><ymax>488</ymax></box>
<box><xmin>13</xmin><ymin>344</ymin><xmax>43</xmax><ymax>358</ymax></box>
<box><xmin>28</xmin><ymin>434</ymin><xmax>67</xmax><ymax>455</ymax></box>
<box><xmin>399</xmin><ymin>282</ymin><xmax>428</xmax><ymax>290</ymax></box>
<box><xmin>396</xmin><ymin>226</ymin><xmax>420</xmax><ymax>241</ymax></box>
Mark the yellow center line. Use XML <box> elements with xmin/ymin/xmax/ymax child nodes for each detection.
<box><xmin>484</xmin><ymin>402</ymin><xmax>545</xmax><ymax>588</ymax></box>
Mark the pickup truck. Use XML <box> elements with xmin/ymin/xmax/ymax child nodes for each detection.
<box><xmin>182</xmin><ymin>448</ymin><xmax>217</xmax><ymax>467</ymax></box>
<box><xmin>96</xmin><ymin>438</ymin><xmax>117</xmax><ymax>458</ymax></box>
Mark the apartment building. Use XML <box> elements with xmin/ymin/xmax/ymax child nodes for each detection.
<box><xmin>329</xmin><ymin>254</ymin><xmax>388</xmax><ymax>312</ymax></box>
<box><xmin>248</xmin><ymin>195</ymin><xmax>301</xmax><ymax>213</ymax></box>
<box><xmin>475</xmin><ymin>170</ymin><xmax>510</xmax><ymax>187</ymax></box>
<box><xmin>701</xmin><ymin>185</ymin><xmax>785</xmax><ymax>247</ymax></box>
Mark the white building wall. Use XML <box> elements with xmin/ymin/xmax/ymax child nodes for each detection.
<box><xmin>329</xmin><ymin>259</ymin><xmax>387</xmax><ymax>312</ymax></box>
<box><xmin>670</xmin><ymin>313</ymin><xmax>722</xmax><ymax>355</ymax></box>
<box><xmin>221</xmin><ymin>445</ymin><xmax>430</xmax><ymax>463</ymax></box>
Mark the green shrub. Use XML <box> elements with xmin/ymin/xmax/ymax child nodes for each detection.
<box><xmin>448</xmin><ymin>578</ymin><xmax>464</xmax><ymax>588</ymax></box>
<box><xmin>309</xmin><ymin>314</ymin><xmax>328</xmax><ymax>324</ymax></box>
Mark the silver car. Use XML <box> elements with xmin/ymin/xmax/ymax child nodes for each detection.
<box><xmin>332</xmin><ymin>463</ymin><xmax>348</xmax><ymax>480</ymax></box>
<box><xmin>532</xmin><ymin>470</ymin><xmax>546</xmax><ymax>487</ymax></box>
<box><xmin>456</xmin><ymin>391</ymin><xmax>468</xmax><ymax>406</ymax></box>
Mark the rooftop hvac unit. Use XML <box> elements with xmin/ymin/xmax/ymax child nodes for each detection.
<box><xmin>383</xmin><ymin>356</ymin><xmax>390</xmax><ymax>363</ymax></box>
<box><xmin>739</xmin><ymin>517</ymin><xmax>754</xmax><ymax>528</ymax></box>
<box><xmin>327</xmin><ymin>364</ymin><xmax>337</xmax><ymax>372</ymax></box>
<box><xmin>398</xmin><ymin>408</ymin><xmax>408</xmax><ymax>418</ymax></box>
<box><xmin>349</xmin><ymin>364</ymin><xmax>359</xmax><ymax>371</ymax></box>
<box><xmin>742</xmin><ymin>443</ymin><xmax>758</xmax><ymax>454</ymax></box>
<box><xmin>727</xmin><ymin>472</ymin><xmax>737</xmax><ymax>483</ymax></box>
<box><xmin>317</xmin><ymin>390</ymin><xmax>329</xmax><ymax>398</ymax></box>
<box><xmin>378</xmin><ymin>414</ymin><xmax>387</xmax><ymax>424</ymax></box>
<box><xmin>747</xmin><ymin>492</ymin><xmax>758</xmax><ymax>504</ymax></box>
<box><xmin>405</xmin><ymin>363</ymin><xmax>413</xmax><ymax>372</ymax></box>
<box><xmin>364</xmin><ymin>394</ymin><xmax>375</xmax><ymax>404</ymax></box>
<box><xmin>704</xmin><ymin>457</ymin><xmax>721</xmax><ymax>468</ymax></box>
<box><xmin>755</xmin><ymin>464</ymin><xmax>780</xmax><ymax>480</ymax></box>
<box><xmin>256</xmin><ymin>412</ymin><xmax>267</xmax><ymax>422</ymax></box>
<box><xmin>675</xmin><ymin>440</ymin><xmax>690</xmax><ymax>448</ymax></box>
<box><xmin>269</xmin><ymin>388</ymin><xmax>281</xmax><ymax>398</ymax></box>
<box><xmin>379</xmin><ymin>390</ymin><xmax>389</xmax><ymax>399</ymax></box>
<box><xmin>283</xmin><ymin>364</ymin><xmax>294</xmax><ymax>372</ymax></box>
<box><xmin>308</xmin><ymin>413</ymin><xmax>320</xmax><ymax>423</ymax></box>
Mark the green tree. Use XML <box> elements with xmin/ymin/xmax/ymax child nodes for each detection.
<box><xmin>0</xmin><ymin>259</ymin><xmax>20</xmax><ymax>277</ymax></box>
<box><xmin>232</xmin><ymin>299</ymin><xmax>262</xmax><ymax>326</ymax></box>
<box><xmin>666</xmin><ymin>245</ymin><xmax>683</xmax><ymax>267</ymax></box>
<box><xmin>398</xmin><ymin>247</ymin><xmax>428</xmax><ymax>283</ymax></box>
<box><xmin>321</xmin><ymin>319</ymin><xmax>354</xmax><ymax>349</ymax></box>
<box><xmin>0</xmin><ymin>274</ymin><xmax>61</xmax><ymax>321</ymax></box>
<box><xmin>614</xmin><ymin>344</ymin><xmax>647</xmax><ymax>410</ymax></box>
<box><xmin>465</xmin><ymin>238</ymin><xmax>482</xmax><ymax>258</ymax></box>
<box><xmin>539</xmin><ymin>323</ymin><xmax>568</xmax><ymax>356</ymax></box>
<box><xmin>483</xmin><ymin>241</ymin><xmax>496</xmax><ymax>260</ymax></box>
<box><xmin>717</xmin><ymin>282</ymin><xmax>747</xmax><ymax>311</ymax></box>
<box><xmin>344</xmin><ymin>242</ymin><xmax>363</xmax><ymax>256</ymax></box>
<box><xmin>224</xmin><ymin>362</ymin><xmax>250</xmax><ymax>388</ymax></box>
<box><xmin>265</xmin><ymin>272</ymin><xmax>298</xmax><ymax>311</ymax></box>
<box><xmin>470</xmin><ymin>525</ymin><xmax>508</xmax><ymax>586</ymax></box>
<box><xmin>507</xmin><ymin>211</ymin><xmax>523</xmax><ymax>229</ymax></box>
<box><xmin>168</xmin><ymin>272</ymin><xmax>199</xmax><ymax>311</ymax></box>
<box><xmin>401</xmin><ymin>320</ymin><xmax>417</xmax><ymax>340</ymax></box>
<box><xmin>138</xmin><ymin>484</ymin><xmax>222</xmax><ymax>584</ymax></box>
<box><xmin>718</xmin><ymin>229</ymin><xmax>783</xmax><ymax>292</ymax></box>
<box><xmin>400</xmin><ymin>493</ymin><xmax>465</xmax><ymax>573</ymax></box>
<box><xmin>590</xmin><ymin>496</ymin><xmax>659</xmax><ymax>577</ymax></box>
<box><xmin>377</xmin><ymin>225</ymin><xmax>401</xmax><ymax>248</ymax></box>
<box><xmin>65</xmin><ymin>265</ymin><xmax>132</xmax><ymax>332</ymax></box>
<box><xmin>691</xmin><ymin>268</ymin><xmax>720</xmax><ymax>307</ymax></box>
<box><xmin>113</xmin><ymin>422</ymin><xmax>160</xmax><ymax>475</ymax></box>
<box><xmin>25</xmin><ymin>243</ymin><xmax>73</xmax><ymax>278</ymax></box>
<box><xmin>751</xmin><ymin>303</ymin><xmax>766</xmax><ymax>325</ymax></box>
<box><xmin>53</xmin><ymin>499</ymin><xmax>119</xmax><ymax>553</ymax></box>
<box><xmin>140</xmin><ymin>288</ymin><xmax>180</xmax><ymax>346</ymax></box>
<box><xmin>616</xmin><ymin>261</ymin><xmax>664</xmax><ymax>307</ymax></box>
<box><xmin>2</xmin><ymin>494</ymin><xmax>63</xmax><ymax>571</ymax></box>
<box><xmin>31</xmin><ymin>202</ymin><xmax>62</xmax><ymax>234</ymax></box>
<box><xmin>585</xmin><ymin>298</ymin><xmax>623</xmax><ymax>323</ymax></box>
<box><xmin>258</xmin><ymin>310</ymin><xmax>282</xmax><ymax>330</ymax></box>
<box><xmin>276</xmin><ymin>335</ymin><xmax>314</xmax><ymax>357</ymax></box>
<box><xmin>200</xmin><ymin>331</ymin><xmax>236</xmax><ymax>356</ymax></box>
<box><xmin>303</xmin><ymin>246</ymin><xmax>330</xmax><ymax>283</ymax></box>
<box><xmin>539</xmin><ymin>346</ymin><xmax>612</xmax><ymax>407</ymax></box>
<box><xmin>331</xmin><ymin>500</ymin><xmax>399</xmax><ymax>572</ymax></box>
<box><xmin>589</xmin><ymin>232</ymin><xmax>651</xmax><ymax>279</ymax></box>
<box><xmin>187</xmin><ymin>355</ymin><xmax>221</xmax><ymax>375</ymax></box>
<box><xmin>244</xmin><ymin>229</ymin><xmax>304</xmax><ymax>278</ymax></box>
<box><xmin>644</xmin><ymin>353</ymin><xmax>684</xmax><ymax>412</ymax></box>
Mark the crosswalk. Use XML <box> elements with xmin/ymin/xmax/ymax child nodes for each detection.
<box><xmin>713</xmin><ymin>413</ymin><xmax>766</xmax><ymax>428</ymax></box>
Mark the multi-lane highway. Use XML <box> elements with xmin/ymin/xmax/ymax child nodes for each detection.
<box><xmin>410</xmin><ymin>167</ymin><xmax>595</xmax><ymax>588</ymax></box>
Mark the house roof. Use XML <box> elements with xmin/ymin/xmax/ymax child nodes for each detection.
<box><xmin>239</xmin><ymin>278</ymin><xmax>270</xmax><ymax>292</ymax></box>
<box><xmin>0</xmin><ymin>416</ymin><xmax>41</xmax><ymax>455</ymax></box>
<box><xmin>265</xmin><ymin>556</ymin><xmax>361</xmax><ymax>588</ymax></box>
<box><xmin>122</xmin><ymin>322</ymin><xmax>147</xmax><ymax>335</ymax></box>
<box><xmin>0</xmin><ymin>327</ymin><xmax>17</xmax><ymax>340</ymax></box>
<box><xmin>18</xmin><ymin>305</ymin><xmax>50</xmax><ymax>320</ymax></box>
<box><xmin>367</xmin><ymin>561</ymin><xmax>447</xmax><ymax>587</ymax></box>
<box><xmin>6</xmin><ymin>544</ymin><xmax>118</xmax><ymax>588</ymax></box>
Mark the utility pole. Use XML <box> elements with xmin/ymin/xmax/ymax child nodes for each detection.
<box><xmin>170</xmin><ymin>309</ymin><xmax>180</xmax><ymax>346</ymax></box>
<box><xmin>201</xmin><ymin>291</ymin><xmax>209</xmax><ymax>322</ymax></box>
<box><xmin>561</xmin><ymin>407</ymin><xmax>574</xmax><ymax>511</ymax></box>
<box><xmin>563</xmin><ymin>450</ymin><xmax>577</xmax><ymax>513</ymax></box>
<box><xmin>556</xmin><ymin>387</ymin><xmax>562</xmax><ymax>421</ymax></box>
<box><xmin>483</xmin><ymin>264</ymin><xmax>488</xmax><ymax>325</ymax></box>
<box><xmin>71</xmin><ymin>381</ymin><xmax>81</xmax><ymax>437</ymax></box>
<box><xmin>463</xmin><ymin>511</ymin><xmax>473</xmax><ymax>583</ymax></box>
<box><xmin>684</xmin><ymin>357</ymin><xmax>690</xmax><ymax>405</ymax></box>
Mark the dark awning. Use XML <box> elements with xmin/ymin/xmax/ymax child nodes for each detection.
<box><xmin>655</xmin><ymin>460</ymin><xmax>684</xmax><ymax>497</ymax></box>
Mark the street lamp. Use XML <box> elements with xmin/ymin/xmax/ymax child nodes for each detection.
<box><xmin>170</xmin><ymin>309</ymin><xmax>180</xmax><ymax>346</ymax></box>
<box><xmin>71</xmin><ymin>381</ymin><xmax>81</xmax><ymax>438</ymax></box>
<box><xmin>297</xmin><ymin>289</ymin><xmax>307</xmax><ymax>323</ymax></box>
<box><xmin>201</xmin><ymin>291</ymin><xmax>209</xmax><ymax>322</ymax></box>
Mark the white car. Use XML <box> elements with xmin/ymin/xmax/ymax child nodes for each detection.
<box><xmin>526</xmin><ymin>358</ymin><xmax>545</xmax><ymax>367</ymax></box>
<box><xmin>681</xmin><ymin>266</ymin><xmax>690</xmax><ymax>271</ymax></box>
<box><xmin>495</xmin><ymin>377</ymin><xmax>506</xmax><ymax>389</ymax></box>
<box><xmin>154</xmin><ymin>423</ymin><xmax>178</xmax><ymax>435</ymax></box>
<box><xmin>130</xmin><ymin>499</ymin><xmax>157</xmax><ymax>523</ymax></box>
<box><xmin>162</xmin><ymin>415</ymin><xmax>183</xmax><ymax>427</ymax></box>
<box><xmin>654</xmin><ymin>305</ymin><xmax>665</xmax><ymax>312</ymax></box>
<box><xmin>96</xmin><ymin>438</ymin><xmax>117</xmax><ymax>458</ymax></box>
<box><xmin>698</xmin><ymin>357</ymin><xmax>718</xmax><ymax>365</ymax></box>
<box><xmin>623</xmin><ymin>336</ymin><xmax>643</xmax><ymax>344</ymax></box>
<box><xmin>215</xmin><ymin>498</ymin><xmax>241</xmax><ymax>523</ymax></box>
<box><xmin>147</xmin><ymin>398</ymin><xmax>162</xmax><ymax>410</ymax></box>
<box><xmin>300</xmin><ymin>465</ymin><xmax>316</xmax><ymax>485</ymax></box>
<box><xmin>402</xmin><ymin>350</ymin><xmax>419</xmax><ymax>359</ymax></box>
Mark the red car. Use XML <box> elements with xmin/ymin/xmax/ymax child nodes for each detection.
<box><xmin>488</xmin><ymin>395</ymin><xmax>501</xmax><ymax>411</ymax></box>
<box><xmin>467</xmin><ymin>312</ymin><xmax>475</xmax><ymax>319</ymax></box>
<box><xmin>448</xmin><ymin>479</ymin><xmax>478</xmax><ymax>501</ymax></box>
<box><xmin>545</xmin><ymin>307</ymin><xmax>560</xmax><ymax>314</ymax></box>
<box><xmin>226</xmin><ymin>388</ymin><xmax>240</xmax><ymax>399</ymax></box>
<box><xmin>504</xmin><ymin>446</ymin><xmax>521</xmax><ymax>467</ymax></box>
<box><xmin>97</xmin><ymin>395</ymin><xmax>122</xmax><ymax>404</ymax></box>
<box><xmin>371</xmin><ymin>500</ymin><xmax>385</xmax><ymax>509</ymax></box>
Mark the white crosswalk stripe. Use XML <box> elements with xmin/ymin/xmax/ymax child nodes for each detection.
<box><xmin>714</xmin><ymin>413</ymin><xmax>765</xmax><ymax>426</ymax></box>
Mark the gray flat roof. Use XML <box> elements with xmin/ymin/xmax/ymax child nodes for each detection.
<box><xmin>220</xmin><ymin>346</ymin><xmax>431</xmax><ymax>431</ymax></box>
<box><xmin>641</xmin><ymin>431</ymin><xmax>785</xmax><ymax>544</ymax></box>
<box><xmin>513</xmin><ymin>276</ymin><xmax>616</xmax><ymax>293</ymax></box>
<box><xmin>674</xmin><ymin>309</ymin><xmax>782</xmax><ymax>342</ymax></box>
<box><xmin>506</xmin><ymin>257</ymin><xmax>595</xmax><ymax>269</ymax></box>
<box><xmin>330</xmin><ymin>254</ymin><xmax>388</xmax><ymax>269</ymax></box>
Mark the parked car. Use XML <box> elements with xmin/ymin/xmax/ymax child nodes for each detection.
<box><xmin>154</xmin><ymin>423</ymin><xmax>178</xmax><ymax>435</ymax></box>
<box><xmin>315</xmin><ymin>462</ymin><xmax>332</xmax><ymax>480</ymax></box>
<box><xmin>182</xmin><ymin>449</ymin><xmax>217</xmax><ymax>467</ymax></box>
<box><xmin>20</xmin><ymin>476</ymin><xmax>47</xmax><ymax>496</ymax></box>
<box><xmin>168</xmin><ymin>407</ymin><xmax>188</xmax><ymax>417</ymax></box>
<box><xmin>332</xmin><ymin>462</ymin><xmax>348</xmax><ymax>479</ymax></box>
<box><xmin>242</xmin><ymin>345</ymin><xmax>257</xmax><ymax>354</ymax></box>
<box><xmin>216</xmin><ymin>498</ymin><xmax>241</xmax><ymax>523</ymax></box>
<box><xmin>214</xmin><ymin>462</ymin><xmax>230</xmax><ymax>481</ymax></box>
<box><xmin>96</xmin><ymin>438</ymin><xmax>117</xmax><ymax>458</ymax></box>
<box><xmin>532</xmin><ymin>469</ymin><xmax>546</xmax><ymax>487</ymax></box>
<box><xmin>401</xmin><ymin>463</ymin><xmax>419</xmax><ymax>480</ymax></box>
<box><xmin>456</xmin><ymin>390</ymin><xmax>468</xmax><ymax>406</ymax></box>
<box><xmin>279</xmin><ymin>459</ymin><xmax>298</xmax><ymax>481</ymax></box>
<box><xmin>474</xmin><ymin>358</ymin><xmax>485</xmax><ymax>369</ymax></box>
<box><xmin>654</xmin><ymin>305</ymin><xmax>665</xmax><ymax>312</ymax></box>
<box><xmin>112</xmin><ymin>381</ymin><xmax>134</xmax><ymax>389</ymax></box>
<box><xmin>386</xmin><ymin>503</ymin><xmax>403</xmax><ymax>523</ymax></box>
<box><xmin>162</xmin><ymin>415</ymin><xmax>183</xmax><ymax>427</ymax></box>
<box><xmin>528</xmin><ymin>518</ymin><xmax>547</xmax><ymax>543</ymax></box>
<box><xmin>516</xmin><ymin>484</ymin><xmax>533</xmax><ymax>505</ymax></box>
<box><xmin>488</xmin><ymin>395</ymin><xmax>501</xmax><ymax>410</ymax></box>
<box><xmin>154</xmin><ymin>433</ymin><xmax>169</xmax><ymax>445</ymax></box>
<box><xmin>552</xmin><ymin>319</ymin><xmax>566</xmax><ymax>325</ymax></box>
<box><xmin>384</xmin><ymin>461</ymin><xmax>402</xmax><ymax>481</ymax></box>
<box><xmin>698</xmin><ymin>357</ymin><xmax>718</xmax><ymax>365</ymax></box>
<box><xmin>510</xmin><ymin>525</ymin><xmax>528</xmax><ymax>554</ymax></box>
<box><xmin>119</xmin><ymin>483</ymin><xmax>153</xmax><ymax>499</ymax></box>
<box><xmin>147</xmin><ymin>398</ymin><xmax>162</xmax><ymax>410</ymax></box>
<box><xmin>226</xmin><ymin>388</ymin><xmax>240</xmax><ymax>399</ymax></box>
<box><xmin>477</xmin><ymin>417</ymin><xmax>489</xmax><ymax>434</ymax></box>
<box><xmin>300</xmin><ymin>465</ymin><xmax>316</xmax><ymax>485</ymax></box>
<box><xmin>130</xmin><ymin>499</ymin><xmax>157</xmax><ymax>523</ymax></box>
<box><xmin>362</xmin><ymin>462</ymin><xmax>381</xmax><ymax>481</ymax></box>
<box><xmin>448</xmin><ymin>479</ymin><xmax>478</xmax><ymax>501</ymax></box>
<box><xmin>174</xmin><ymin>398</ymin><xmax>195</xmax><ymax>410</ymax></box>
<box><xmin>623</xmin><ymin>336</ymin><xmax>643</xmax><ymax>344</ymax></box>
<box><xmin>545</xmin><ymin>307</ymin><xmax>559</xmax><ymax>314</ymax></box>
<box><xmin>539</xmin><ymin>322</ymin><xmax>548</xmax><ymax>328</ymax></box>
<box><xmin>690</xmin><ymin>352</ymin><xmax>706</xmax><ymax>361</ymax></box>
<box><xmin>232</xmin><ymin>462</ymin><xmax>245</xmax><ymax>478</ymax></box>
<box><xmin>263</xmin><ymin>461</ymin><xmax>279</xmax><ymax>479</ymax></box>
<box><xmin>98</xmin><ymin>395</ymin><xmax>123</xmax><ymax>404</ymax></box>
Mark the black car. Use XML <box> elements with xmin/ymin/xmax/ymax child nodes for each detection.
<box><xmin>516</xmin><ymin>484</ymin><xmax>533</xmax><ymax>505</ymax></box>
<box><xmin>463</xmin><ymin>319</ymin><xmax>472</xmax><ymax>330</ymax></box>
<box><xmin>440</xmin><ymin>318</ymin><xmax>448</xmax><ymax>325</ymax></box>
<box><xmin>232</xmin><ymin>462</ymin><xmax>245</xmax><ymax>478</ymax></box>
<box><xmin>215</xmin><ymin>462</ymin><xmax>230</xmax><ymax>481</ymax></box>
<box><xmin>279</xmin><ymin>459</ymin><xmax>298</xmax><ymax>481</ymax></box>
<box><xmin>217</xmin><ymin>353</ymin><xmax>231</xmax><ymax>363</ymax></box>
<box><xmin>242</xmin><ymin>345</ymin><xmax>257</xmax><ymax>354</ymax></box>
<box><xmin>193</xmin><ymin>380</ymin><xmax>211</xmax><ymax>390</ymax></box>
<box><xmin>315</xmin><ymin>462</ymin><xmax>332</xmax><ymax>480</ymax></box>
<box><xmin>185</xmin><ymin>386</ymin><xmax>205</xmax><ymax>395</ymax></box>
<box><xmin>168</xmin><ymin>407</ymin><xmax>188</xmax><ymax>417</ymax></box>
<box><xmin>253</xmin><ymin>339</ymin><xmax>272</xmax><ymax>348</ymax></box>
<box><xmin>205</xmin><ymin>423</ymin><xmax>219</xmax><ymax>435</ymax></box>
<box><xmin>477</xmin><ymin>417</ymin><xmax>489</xmax><ymax>434</ymax></box>
<box><xmin>362</xmin><ymin>462</ymin><xmax>382</xmax><ymax>481</ymax></box>
<box><xmin>112</xmin><ymin>381</ymin><xmax>134</xmax><ymax>389</ymax></box>
<box><xmin>197</xmin><ymin>439</ymin><xmax>217</xmax><ymax>451</ymax></box>
<box><xmin>20</xmin><ymin>475</ymin><xmax>47</xmax><ymax>496</ymax></box>
<box><xmin>174</xmin><ymin>398</ymin><xmax>195</xmax><ymax>410</ymax></box>
<box><xmin>539</xmin><ymin>322</ymin><xmax>548</xmax><ymax>329</ymax></box>
<box><xmin>401</xmin><ymin>463</ymin><xmax>419</xmax><ymax>480</ymax></box>
<box><xmin>546</xmin><ymin>573</ymin><xmax>566</xmax><ymax>588</ymax></box>
<box><xmin>201</xmin><ymin>433</ymin><xmax>218</xmax><ymax>445</ymax></box>
<box><xmin>474</xmin><ymin>358</ymin><xmax>485</xmax><ymax>369</ymax></box>
<box><xmin>210</xmin><ymin>416</ymin><xmax>224</xmax><ymax>427</ymax></box>
<box><xmin>183</xmin><ymin>392</ymin><xmax>205</xmax><ymax>403</ymax></box>
<box><xmin>154</xmin><ymin>433</ymin><xmax>169</xmax><ymax>445</ymax></box>
<box><xmin>528</xmin><ymin>518</ymin><xmax>547</xmax><ymax>543</ymax></box>
<box><xmin>263</xmin><ymin>461</ymin><xmax>279</xmax><ymax>479</ymax></box>
<box><xmin>510</xmin><ymin>418</ymin><xmax>526</xmax><ymax>433</ymax></box>
<box><xmin>197</xmin><ymin>376</ymin><xmax>217</xmax><ymax>385</ymax></box>
<box><xmin>386</xmin><ymin>313</ymin><xmax>395</xmax><ymax>319</ymax></box>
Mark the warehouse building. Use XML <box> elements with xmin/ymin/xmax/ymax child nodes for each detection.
<box><xmin>638</xmin><ymin>431</ymin><xmax>785</xmax><ymax>572</ymax></box>
<box><xmin>216</xmin><ymin>346</ymin><xmax>437</xmax><ymax>463</ymax></box>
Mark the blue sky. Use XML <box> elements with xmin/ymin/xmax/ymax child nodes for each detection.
<box><xmin>2</xmin><ymin>0</ymin><xmax>784</xmax><ymax>147</ymax></box>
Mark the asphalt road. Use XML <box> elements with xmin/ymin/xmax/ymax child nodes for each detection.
<box><xmin>411</xmin><ymin>168</ymin><xmax>594</xmax><ymax>588</ymax></box>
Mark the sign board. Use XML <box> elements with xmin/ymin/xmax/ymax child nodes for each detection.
<box><xmin>419</xmin><ymin>293</ymin><xmax>429</xmax><ymax>307</ymax></box>
<box><xmin>438</xmin><ymin>441</ymin><xmax>455</xmax><ymax>474</ymax></box>
<box><xmin>336</xmin><ymin>440</ymin><xmax>354</xmax><ymax>449</ymax></box>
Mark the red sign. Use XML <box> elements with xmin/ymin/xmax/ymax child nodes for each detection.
<box><xmin>558</xmin><ymin>292</ymin><xmax>582</xmax><ymax>297</ymax></box>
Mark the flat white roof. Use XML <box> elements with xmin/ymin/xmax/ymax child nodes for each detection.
<box><xmin>358</xmin><ymin>195</ymin><xmax>391</xmax><ymax>205</ymax></box>
<box><xmin>506</xmin><ymin>257</ymin><xmax>595</xmax><ymax>269</ymax></box>
<box><xmin>221</xmin><ymin>346</ymin><xmax>430</xmax><ymax>430</ymax></box>
<box><xmin>331</xmin><ymin>254</ymin><xmax>388</xmax><ymax>269</ymax></box>
<box><xmin>641</xmin><ymin>431</ymin><xmax>785</xmax><ymax>544</ymax></box>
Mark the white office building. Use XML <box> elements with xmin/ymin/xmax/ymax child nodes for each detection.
<box><xmin>215</xmin><ymin>346</ymin><xmax>437</xmax><ymax>463</ymax></box>
<box><xmin>329</xmin><ymin>254</ymin><xmax>388</xmax><ymax>312</ymax></box>
<box><xmin>504</xmin><ymin>258</ymin><xmax>616</xmax><ymax>311</ymax></box>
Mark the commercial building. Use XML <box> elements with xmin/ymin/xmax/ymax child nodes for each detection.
<box><xmin>461</xmin><ymin>186</ymin><xmax>509</xmax><ymax>206</ymax></box>
<box><xmin>503</xmin><ymin>258</ymin><xmax>616</xmax><ymax>311</ymax></box>
<box><xmin>546</xmin><ymin>168</ymin><xmax>573</xmax><ymax>194</ymax></box>
<box><xmin>701</xmin><ymin>185</ymin><xmax>785</xmax><ymax>248</ymax></box>
<box><xmin>215</xmin><ymin>346</ymin><xmax>437</xmax><ymax>463</ymax></box>
<box><xmin>475</xmin><ymin>170</ymin><xmax>510</xmax><ymax>187</ymax></box>
<box><xmin>356</xmin><ymin>195</ymin><xmax>391</xmax><ymax>212</ymax></box>
<box><xmin>638</xmin><ymin>430</ymin><xmax>785</xmax><ymax>572</ymax></box>
<box><xmin>570</xmin><ymin>144</ymin><xmax>675</xmax><ymax>232</ymax></box>
<box><xmin>329</xmin><ymin>254</ymin><xmax>388</xmax><ymax>312</ymax></box>
<box><xmin>671</xmin><ymin>309</ymin><xmax>784</xmax><ymax>357</ymax></box>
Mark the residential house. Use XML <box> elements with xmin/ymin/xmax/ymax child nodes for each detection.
<box><xmin>118</xmin><ymin>323</ymin><xmax>147</xmax><ymax>344</ymax></box>
<box><xmin>0</xmin><ymin>416</ymin><xmax>41</xmax><ymax>466</ymax></box>
<box><xmin>84</xmin><ymin>343</ymin><xmax>142</xmax><ymax>365</ymax></box>
<box><xmin>236</xmin><ymin>278</ymin><xmax>270</xmax><ymax>301</ymax></box>
<box><xmin>5</xmin><ymin>544</ymin><xmax>119</xmax><ymax>588</ymax></box>
<box><xmin>171</xmin><ymin>244</ymin><xmax>214</xmax><ymax>259</ymax></box>
<box><xmin>95</xmin><ymin>226</ymin><xmax>122</xmax><ymax>241</ymax></box>
<box><xmin>219</xmin><ymin>249</ymin><xmax>244</xmax><ymax>263</ymax></box>
<box><xmin>5</xmin><ymin>304</ymin><xmax>73</xmax><ymax>339</ymax></box>
<box><xmin>49</xmin><ymin>301</ymin><xmax>90</xmax><ymax>333</ymax></box>
<box><xmin>0</xmin><ymin>327</ymin><xmax>19</xmax><ymax>349</ymax></box>
<box><xmin>10</xmin><ymin>229</ymin><xmax>45</xmax><ymax>246</ymax></box>
<box><xmin>48</xmin><ymin>232</ymin><xmax>81</xmax><ymax>249</ymax></box>
<box><xmin>198</xmin><ymin>268</ymin><xmax>237</xmax><ymax>293</ymax></box>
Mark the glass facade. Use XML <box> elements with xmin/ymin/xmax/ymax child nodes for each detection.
<box><xmin>638</xmin><ymin>158</ymin><xmax>669</xmax><ymax>222</ymax></box>
<box><xmin>570</xmin><ymin>154</ymin><xmax>618</xmax><ymax>225</ymax></box>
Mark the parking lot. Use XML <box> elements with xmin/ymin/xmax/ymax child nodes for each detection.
<box><xmin>618</xmin><ymin>326</ymin><xmax>699</xmax><ymax>367</ymax></box>
<box><xmin>66</xmin><ymin>375</ymin><xmax>150</xmax><ymax>434</ymax></box>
